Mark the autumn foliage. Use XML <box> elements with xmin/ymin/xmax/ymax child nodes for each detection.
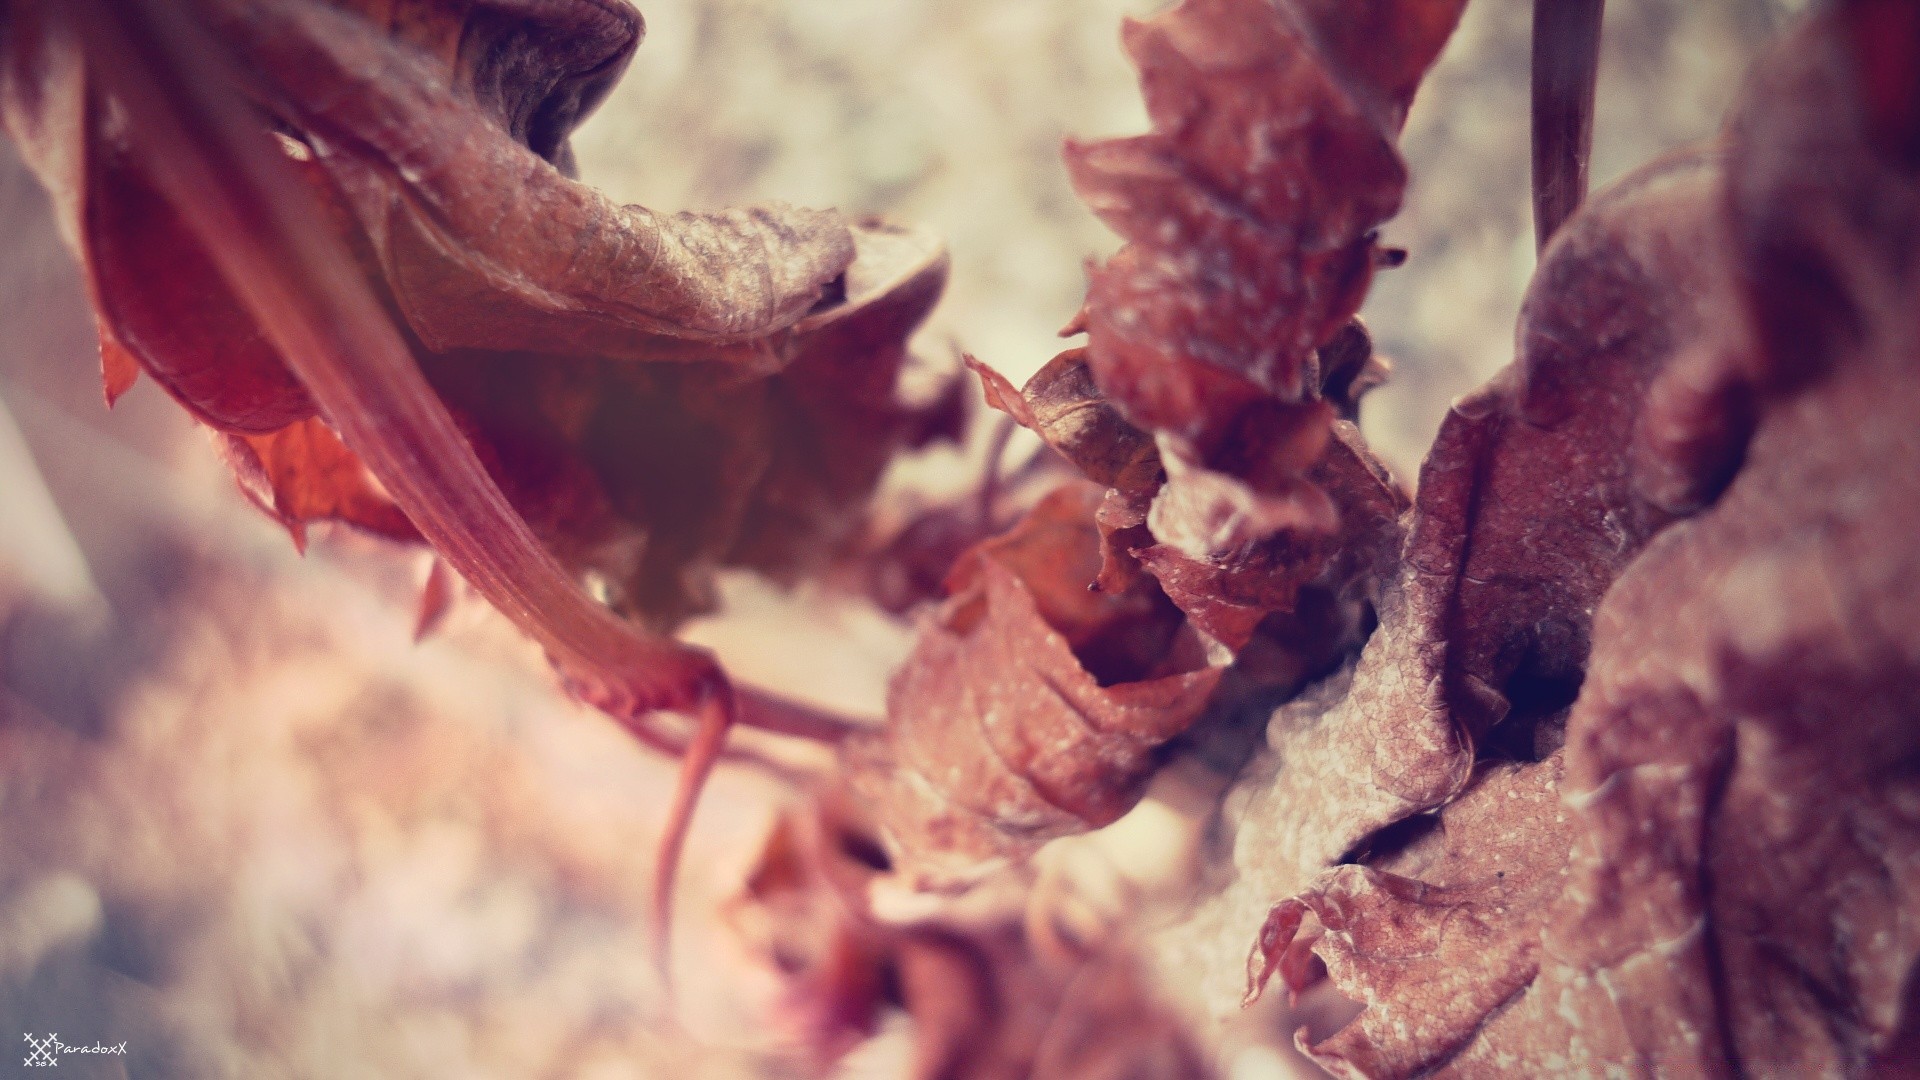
<box><xmin>3</xmin><ymin>0</ymin><xmax>1917</xmax><ymax>1075</ymax></box>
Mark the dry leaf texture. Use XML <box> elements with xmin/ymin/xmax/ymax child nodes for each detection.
<box><xmin>1244</xmin><ymin>9</ymin><xmax>1920</xmax><ymax>1076</ymax></box>
<box><xmin>846</xmin><ymin>483</ymin><xmax>1221</xmax><ymax>888</ymax></box>
<box><xmin>1058</xmin><ymin>0</ymin><xmax>1455</xmax><ymax>647</ymax></box>
<box><xmin>1065</xmin><ymin>0</ymin><xmax>1461</xmax><ymax>456</ymax></box>
<box><xmin>0</xmin><ymin>0</ymin><xmax>952</xmax><ymax>629</ymax></box>
<box><xmin>853</xmin><ymin>0</ymin><xmax>1454</xmax><ymax>885</ymax></box>
<box><xmin>1237</xmin><ymin>145</ymin><xmax>1737</xmax><ymax>888</ymax></box>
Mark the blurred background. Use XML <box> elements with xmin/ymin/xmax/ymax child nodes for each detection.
<box><xmin>0</xmin><ymin>1</ymin><xmax>1795</xmax><ymax>1076</ymax></box>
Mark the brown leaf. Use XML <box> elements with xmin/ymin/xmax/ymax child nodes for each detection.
<box><xmin>1243</xmin><ymin>10</ymin><xmax>1920</xmax><ymax>1075</ymax></box>
<box><xmin>969</xmin><ymin>349</ymin><xmax>1162</xmax><ymax>495</ymax></box>
<box><xmin>1249</xmin><ymin>757</ymin><xmax>1573</xmax><ymax>1077</ymax></box>
<box><xmin>206</xmin><ymin>0</ymin><xmax>857</xmax><ymax>360</ymax></box>
<box><xmin>847</xmin><ymin>483</ymin><xmax>1221</xmax><ymax>887</ymax></box>
<box><xmin>1065</xmin><ymin>0</ymin><xmax>1462</xmax><ymax>459</ymax></box>
<box><xmin>410</xmin><ymin>225</ymin><xmax>950</xmax><ymax>629</ymax></box>
<box><xmin>2</xmin><ymin>0</ymin><xmax>951</xmax><ymax>636</ymax></box>
<box><xmin>1236</xmin><ymin>145</ymin><xmax>1737</xmax><ymax>892</ymax></box>
<box><xmin>3</xmin><ymin>0</ymin><xmax>953</xmax><ymax>969</ymax></box>
<box><xmin>1054</xmin><ymin>0</ymin><xmax>1449</xmax><ymax>662</ymax></box>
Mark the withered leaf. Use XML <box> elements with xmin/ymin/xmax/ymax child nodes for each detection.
<box><xmin>969</xmin><ymin>348</ymin><xmax>1162</xmax><ymax>496</ymax></box>
<box><xmin>1236</xmin><ymin>145</ymin><xmax>1737</xmax><ymax>892</ymax></box>
<box><xmin>846</xmin><ymin>482</ymin><xmax>1220</xmax><ymax>887</ymax></box>
<box><xmin>729</xmin><ymin>797</ymin><xmax>1217</xmax><ymax>1080</ymax></box>
<box><xmin>1244</xmin><ymin>9</ymin><xmax>1920</xmax><ymax>1076</ymax></box>
<box><xmin>1065</xmin><ymin>0</ymin><xmax>1462</xmax><ymax>461</ymax></box>
<box><xmin>1043</xmin><ymin>0</ymin><xmax>1453</xmax><ymax>664</ymax></box>
<box><xmin>2</xmin><ymin>0</ymin><xmax>954</xmax><ymax>969</ymax></box>
<box><xmin>851</xmin><ymin>0</ymin><xmax>1457</xmax><ymax>888</ymax></box>
<box><xmin>1248</xmin><ymin>756</ymin><xmax>1573</xmax><ymax>1077</ymax></box>
<box><xmin>1132</xmin><ymin>420</ymin><xmax>1403</xmax><ymax>653</ymax></box>
<box><xmin>1</xmin><ymin>0</ymin><xmax>953</xmax><ymax>633</ymax></box>
<box><xmin>416</xmin><ymin>222</ymin><xmax>951</xmax><ymax>629</ymax></box>
<box><xmin>207</xmin><ymin>0</ymin><xmax>858</xmax><ymax>359</ymax></box>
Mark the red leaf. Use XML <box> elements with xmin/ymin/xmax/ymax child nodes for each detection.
<box><xmin>97</xmin><ymin>328</ymin><xmax>140</xmax><ymax>407</ymax></box>
<box><xmin>221</xmin><ymin>415</ymin><xmax>418</xmax><ymax>552</ymax></box>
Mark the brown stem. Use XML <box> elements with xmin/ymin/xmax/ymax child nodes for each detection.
<box><xmin>737</xmin><ymin>685</ymin><xmax>869</xmax><ymax>744</ymax></box>
<box><xmin>68</xmin><ymin>0</ymin><xmax>740</xmax><ymax>977</ymax></box>
<box><xmin>1531</xmin><ymin>0</ymin><xmax>1605</xmax><ymax>251</ymax></box>
<box><xmin>651</xmin><ymin>686</ymin><xmax>733</xmax><ymax>995</ymax></box>
<box><xmin>977</xmin><ymin>413</ymin><xmax>1018</xmax><ymax>526</ymax></box>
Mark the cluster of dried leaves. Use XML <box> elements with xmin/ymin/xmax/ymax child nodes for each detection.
<box><xmin>843</xmin><ymin>0</ymin><xmax>1454</xmax><ymax>890</ymax></box>
<box><xmin>4</xmin><ymin>0</ymin><xmax>1917</xmax><ymax>1074</ymax></box>
<box><xmin>1238</xmin><ymin>5</ymin><xmax>1920</xmax><ymax>1076</ymax></box>
<box><xmin>2</xmin><ymin>0</ymin><xmax>960</xmax><ymax>629</ymax></box>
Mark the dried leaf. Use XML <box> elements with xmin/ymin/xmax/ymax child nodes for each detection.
<box><xmin>1236</xmin><ymin>145</ymin><xmax>1736</xmax><ymax>892</ymax></box>
<box><xmin>1</xmin><ymin>0</ymin><xmax>948</xmax><ymax>973</ymax></box>
<box><xmin>851</xmin><ymin>0</ymin><xmax>1459</xmax><ymax>886</ymax></box>
<box><xmin>2</xmin><ymin>0</ymin><xmax>949</xmax><ymax>630</ymax></box>
<box><xmin>1243</xmin><ymin>10</ymin><xmax>1920</xmax><ymax>1075</ymax></box>
<box><xmin>969</xmin><ymin>349</ymin><xmax>1162</xmax><ymax>495</ymax></box>
<box><xmin>220</xmin><ymin>415</ymin><xmax>418</xmax><ymax>551</ymax></box>
<box><xmin>846</xmin><ymin>483</ymin><xmax>1221</xmax><ymax>887</ymax></box>
<box><xmin>1065</xmin><ymin>0</ymin><xmax>1461</xmax><ymax>460</ymax></box>
<box><xmin>416</xmin><ymin>222</ymin><xmax>951</xmax><ymax>628</ymax></box>
<box><xmin>1248</xmin><ymin>756</ymin><xmax>1573</xmax><ymax>1076</ymax></box>
<box><xmin>209</xmin><ymin>0</ymin><xmax>857</xmax><ymax>359</ymax></box>
<box><xmin>1038</xmin><ymin>0</ymin><xmax>1451</xmax><ymax>659</ymax></box>
<box><xmin>729</xmin><ymin>798</ymin><xmax>1217</xmax><ymax>1080</ymax></box>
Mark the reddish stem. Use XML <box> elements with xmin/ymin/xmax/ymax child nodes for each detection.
<box><xmin>1531</xmin><ymin>0</ymin><xmax>1605</xmax><ymax>251</ymax></box>
<box><xmin>68</xmin><ymin>0</ymin><xmax>745</xmax><ymax>977</ymax></box>
<box><xmin>651</xmin><ymin>685</ymin><xmax>733</xmax><ymax>994</ymax></box>
<box><xmin>977</xmin><ymin>413</ymin><xmax>1018</xmax><ymax>527</ymax></box>
<box><xmin>737</xmin><ymin>685</ymin><xmax>869</xmax><ymax>744</ymax></box>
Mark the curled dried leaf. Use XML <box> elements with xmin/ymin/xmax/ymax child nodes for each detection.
<box><xmin>211</xmin><ymin>0</ymin><xmax>858</xmax><ymax>357</ymax></box>
<box><xmin>1247</xmin><ymin>756</ymin><xmax>1573</xmax><ymax>1075</ymax></box>
<box><xmin>1065</xmin><ymin>0</ymin><xmax>1461</xmax><ymax>459</ymax></box>
<box><xmin>1036</xmin><ymin>0</ymin><xmax>1452</xmax><ymax>665</ymax></box>
<box><xmin>846</xmin><ymin>483</ymin><xmax>1221</xmax><ymax>887</ymax></box>
<box><xmin>0</xmin><ymin>0</ymin><xmax>951</xmax><ymax>979</ymax></box>
<box><xmin>969</xmin><ymin>349</ymin><xmax>1162</xmax><ymax>496</ymax></box>
<box><xmin>2</xmin><ymin>0</ymin><xmax>951</xmax><ymax>629</ymax></box>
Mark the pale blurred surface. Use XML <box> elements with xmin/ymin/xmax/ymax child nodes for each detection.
<box><xmin>0</xmin><ymin>1</ymin><xmax>1789</xmax><ymax>1076</ymax></box>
